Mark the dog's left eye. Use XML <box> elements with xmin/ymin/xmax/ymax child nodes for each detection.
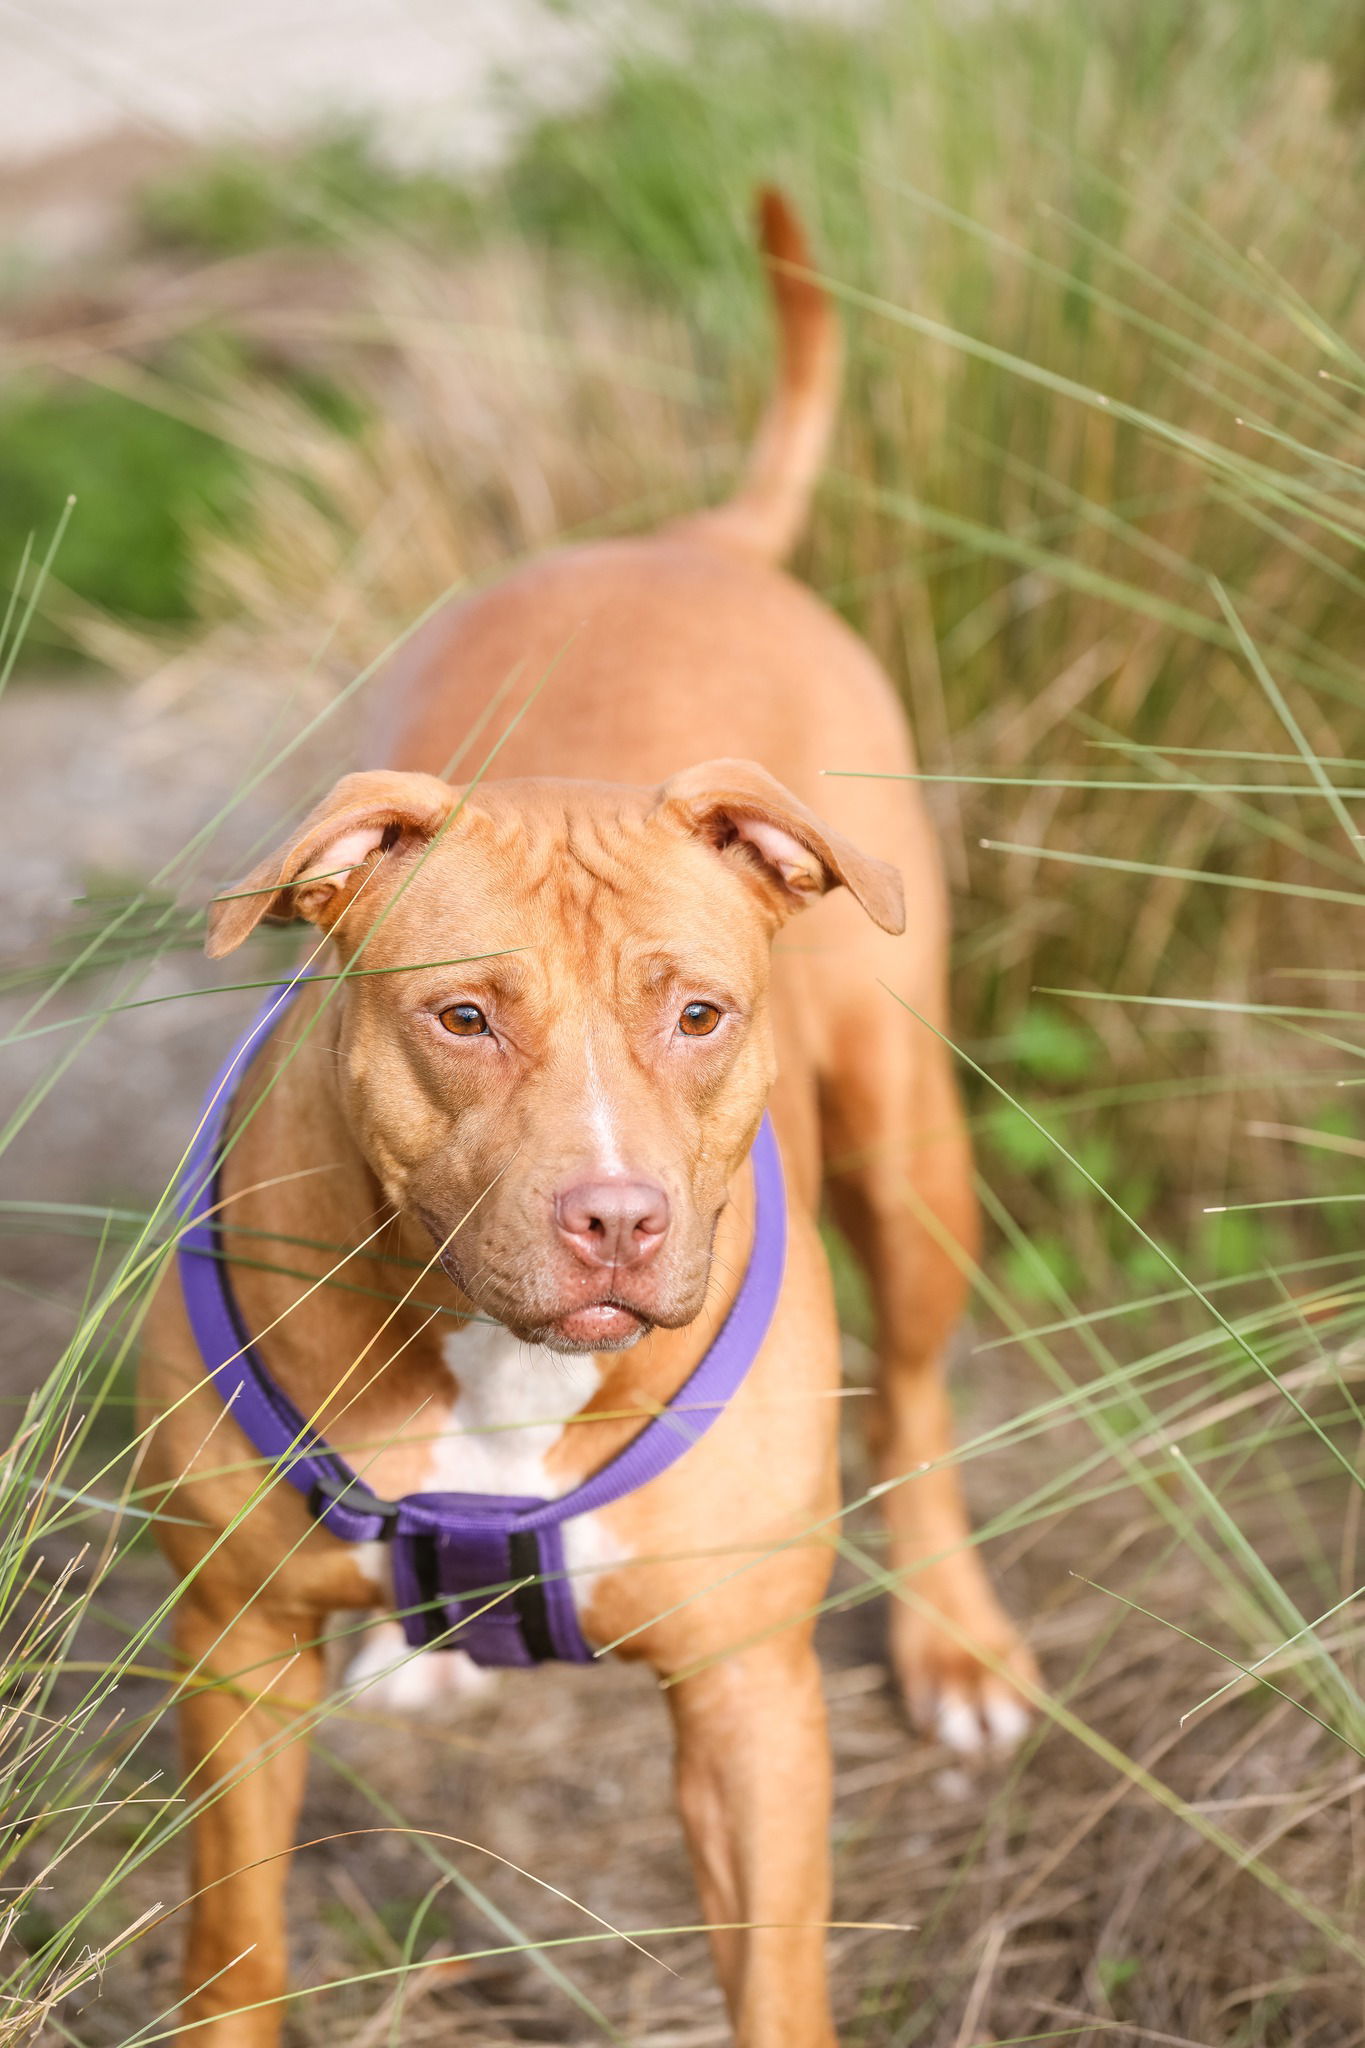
<box><xmin>679</xmin><ymin>1002</ymin><xmax>722</xmax><ymax>1038</ymax></box>
<box><xmin>439</xmin><ymin>1003</ymin><xmax>489</xmax><ymax>1036</ymax></box>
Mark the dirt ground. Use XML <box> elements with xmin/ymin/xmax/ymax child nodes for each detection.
<box><xmin>23</xmin><ymin>1283</ymin><xmax>1362</xmax><ymax>2046</ymax></box>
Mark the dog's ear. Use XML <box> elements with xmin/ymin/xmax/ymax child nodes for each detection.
<box><xmin>206</xmin><ymin>770</ymin><xmax>456</xmax><ymax>958</ymax></box>
<box><xmin>658</xmin><ymin>758</ymin><xmax>905</xmax><ymax>934</ymax></box>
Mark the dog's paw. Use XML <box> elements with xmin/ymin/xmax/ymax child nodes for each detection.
<box><xmin>342</xmin><ymin>1620</ymin><xmax>498</xmax><ymax>1710</ymax></box>
<box><xmin>890</xmin><ymin>1596</ymin><xmax>1039</xmax><ymax>1759</ymax></box>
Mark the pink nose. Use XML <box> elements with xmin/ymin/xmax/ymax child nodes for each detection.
<box><xmin>554</xmin><ymin>1180</ymin><xmax>670</xmax><ymax>1269</ymax></box>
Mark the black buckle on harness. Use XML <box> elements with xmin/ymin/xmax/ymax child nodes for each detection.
<box><xmin>307</xmin><ymin>1467</ymin><xmax>400</xmax><ymax>1536</ymax></box>
<box><xmin>508</xmin><ymin>1528</ymin><xmax>558</xmax><ymax>1663</ymax></box>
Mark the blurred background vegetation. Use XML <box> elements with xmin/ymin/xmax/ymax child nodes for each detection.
<box><xmin>8</xmin><ymin>0</ymin><xmax>1365</xmax><ymax>1304</ymax></box>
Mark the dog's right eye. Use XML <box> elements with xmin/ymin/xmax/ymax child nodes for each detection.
<box><xmin>679</xmin><ymin>1001</ymin><xmax>722</xmax><ymax>1037</ymax></box>
<box><xmin>438</xmin><ymin>1003</ymin><xmax>488</xmax><ymax>1036</ymax></box>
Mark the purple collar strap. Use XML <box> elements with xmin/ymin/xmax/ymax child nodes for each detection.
<box><xmin>176</xmin><ymin>975</ymin><xmax>787</xmax><ymax>1668</ymax></box>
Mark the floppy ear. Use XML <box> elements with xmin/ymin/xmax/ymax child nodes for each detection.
<box><xmin>205</xmin><ymin>770</ymin><xmax>456</xmax><ymax>958</ymax></box>
<box><xmin>658</xmin><ymin>757</ymin><xmax>905</xmax><ymax>934</ymax></box>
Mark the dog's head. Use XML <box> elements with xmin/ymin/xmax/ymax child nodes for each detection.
<box><xmin>208</xmin><ymin>762</ymin><xmax>902</xmax><ymax>1351</ymax></box>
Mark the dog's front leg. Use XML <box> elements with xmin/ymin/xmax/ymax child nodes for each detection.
<box><xmin>666</xmin><ymin>1637</ymin><xmax>837</xmax><ymax>2048</ymax></box>
<box><xmin>174</xmin><ymin>1592</ymin><xmax>324</xmax><ymax>2048</ymax></box>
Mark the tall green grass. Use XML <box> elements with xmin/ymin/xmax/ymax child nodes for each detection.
<box><xmin>4</xmin><ymin>0</ymin><xmax>1365</xmax><ymax>2040</ymax></box>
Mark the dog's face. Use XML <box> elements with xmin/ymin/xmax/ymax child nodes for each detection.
<box><xmin>209</xmin><ymin>763</ymin><xmax>902</xmax><ymax>1351</ymax></box>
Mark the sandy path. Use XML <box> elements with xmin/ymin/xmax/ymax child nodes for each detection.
<box><xmin>0</xmin><ymin>0</ymin><xmax>608</xmax><ymax>171</ymax></box>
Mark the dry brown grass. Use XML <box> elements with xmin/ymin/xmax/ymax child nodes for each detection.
<box><xmin>13</xmin><ymin>1344</ymin><xmax>1359</xmax><ymax>2047</ymax></box>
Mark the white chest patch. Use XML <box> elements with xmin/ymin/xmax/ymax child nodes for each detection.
<box><xmin>343</xmin><ymin>1323</ymin><xmax>626</xmax><ymax>1708</ymax></box>
<box><xmin>427</xmin><ymin>1322</ymin><xmax>604</xmax><ymax>1497</ymax></box>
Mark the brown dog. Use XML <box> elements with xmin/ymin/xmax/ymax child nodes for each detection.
<box><xmin>139</xmin><ymin>191</ymin><xmax>1037</xmax><ymax>2048</ymax></box>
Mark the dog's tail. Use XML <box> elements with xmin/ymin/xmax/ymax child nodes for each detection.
<box><xmin>668</xmin><ymin>187</ymin><xmax>840</xmax><ymax>565</ymax></box>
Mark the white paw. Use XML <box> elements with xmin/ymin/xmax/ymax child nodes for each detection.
<box><xmin>342</xmin><ymin>1620</ymin><xmax>498</xmax><ymax>1709</ymax></box>
<box><xmin>933</xmin><ymin>1684</ymin><xmax>1031</xmax><ymax>1758</ymax></box>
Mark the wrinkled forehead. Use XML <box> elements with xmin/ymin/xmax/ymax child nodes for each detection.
<box><xmin>355</xmin><ymin>783</ymin><xmax>769</xmax><ymax>990</ymax></box>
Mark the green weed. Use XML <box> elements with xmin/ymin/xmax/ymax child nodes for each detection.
<box><xmin>137</xmin><ymin>123</ymin><xmax>476</xmax><ymax>258</ymax></box>
<box><xmin>0</xmin><ymin>373</ymin><xmax>241</xmax><ymax>634</ymax></box>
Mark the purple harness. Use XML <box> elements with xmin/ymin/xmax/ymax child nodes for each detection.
<box><xmin>176</xmin><ymin>976</ymin><xmax>786</xmax><ymax>1668</ymax></box>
